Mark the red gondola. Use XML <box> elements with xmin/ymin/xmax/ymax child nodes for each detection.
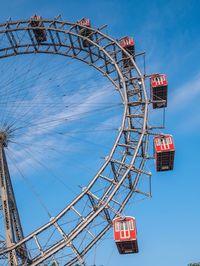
<box><xmin>113</xmin><ymin>216</ymin><xmax>139</xmax><ymax>254</ymax></box>
<box><xmin>150</xmin><ymin>74</ymin><xmax>168</xmax><ymax>109</ymax></box>
<box><xmin>119</xmin><ymin>36</ymin><xmax>135</xmax><ymax>68</ymax></box>
<box><xmin>78</xmin><ymin>18</ymin><xmax>93</xmax><ymax>47</ymax></box>
<box><xmin>30</xmin><ymin>15</ymin><xmax>47</xmax><ymax>43</ymax></box>
<box><xmin>154</xmin><ymin>134</ymin><xmax>175</xmax><ymax>171</ymax></box>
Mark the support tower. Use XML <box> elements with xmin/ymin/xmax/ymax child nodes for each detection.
<box><xmin>0</xmin><ymin>132</ymin><xmax>29</xmax><ymax>265</ymax></box>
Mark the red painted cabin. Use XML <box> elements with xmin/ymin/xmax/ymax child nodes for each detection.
<box><xmin>113</xmin><ymin>216</ymin><xmax>139</xmax><ymax>254</ymax></box>
<box><xmin>30</xmin><ymin>15</ymin><xmax>47</xmax><ymax>43</ymax></box>
<box><xmin>119</xmin><ymin>36</ymin><xmax>135</xmax><ymax>68</ymax></box>
<box><xmin>78</xmin><ymin>18</ymin><xmax>92</xmax><ymax>47</ymax></box>
<box><xmin>154</xmin><ymin>134</ymin><xmax>175</xmax><ymax>171</ymax></box>
<box><xmin>150</xmin><ymin>74</ymin><xmax>168</xmax><ymax>109</ymax></box>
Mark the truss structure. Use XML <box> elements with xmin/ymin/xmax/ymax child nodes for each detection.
<box><xmin>0</xmin><ymin>17</ymin><xmax>153</xmax><ymax>265</ymax></box>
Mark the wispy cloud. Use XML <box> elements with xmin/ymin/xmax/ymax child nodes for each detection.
<box><xmin>7</xmin><ymin>79</ymin><xmax>120</xmax><ymax>174</ymax></box>
<box><xmin>0</xmin><ymin>52</ymin><xmax>120</xmax><ymax>178</ymax></box>
<box><xmin>165</xmin><ymin>72</ymin><xmax>200</xmax><ymax>134</ymax></box>
<box><xmin>169</xmin><ymin>73</ymin><xmax>200</xmax><ymax>112</ymax></box>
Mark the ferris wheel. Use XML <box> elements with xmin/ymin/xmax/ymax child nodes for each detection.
<box><xmin>0</xmin><ymin>16</ymin><xmax>175</xmax><ymax>266</ymax></box>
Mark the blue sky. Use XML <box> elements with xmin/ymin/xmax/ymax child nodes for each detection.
<box><xmin>0</xmin><ymin>0</ymin><xmax>200</xmax><ymax>265</ymax></box>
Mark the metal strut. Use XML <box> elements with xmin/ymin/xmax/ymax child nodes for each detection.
<box><xmin>0</xmin><ymin>132</ymin><xmax>29</xmax><ymax>265</ymax></box>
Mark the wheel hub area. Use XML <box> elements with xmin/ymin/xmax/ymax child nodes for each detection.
<box><xmin>0</xmin><ymin>132</ymin><xmax>8</xmax><ymax>147</ymax></box>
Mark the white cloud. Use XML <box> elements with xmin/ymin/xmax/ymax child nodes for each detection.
<box><xmin>169</xmin><ymin>73</ymin><xmax>200</xmax><ymax>112</ymax></box>
<box><xmin>7</xmin><ymin>81</ymin><xmax>120</xmax><ymax>174</ymax></box>
<box><xmin>163</xmin><ymin>72</ymin><xmax>200</xmax><ymax>134</ymax></box>
<box><xmin>0</xmin><ymin>54</ymin><xmax>123</xmax><ymax>177</ymax></box>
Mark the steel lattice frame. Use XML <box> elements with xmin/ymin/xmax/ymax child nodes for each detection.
<box><xmin>0</xmin><ymin>17</ymin><xmax>152</xmax><ymax>265</ymax></box>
